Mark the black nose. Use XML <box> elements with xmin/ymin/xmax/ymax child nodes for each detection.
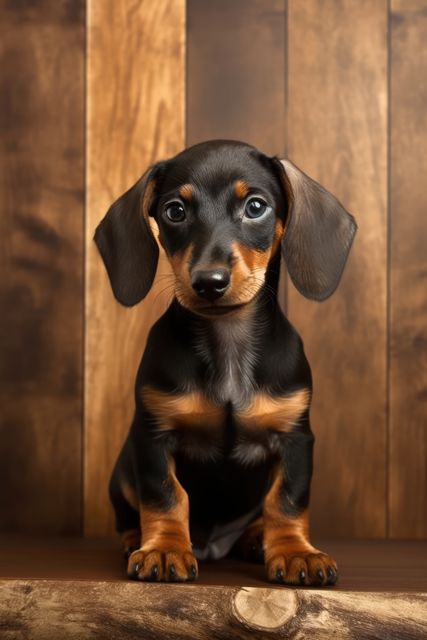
<box><xmin>191</xmin><ymin>268</ymin><xmax>230</xmax><ymax>302</ymax></box>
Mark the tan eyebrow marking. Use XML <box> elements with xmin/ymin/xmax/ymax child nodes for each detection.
<box><xmin>179</xmin><ymin>183</ymin><xmax>194</xmax><ymax>201</ymax></box>
<box><xmin>234</xmin><ymin>179</ymin><xmax>250</xmax><ymax>199</ymax></box>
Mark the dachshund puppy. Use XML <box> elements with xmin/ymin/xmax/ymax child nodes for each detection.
<box><xmin>95</xmin><ymin>140</ymin><xmax>356</xmax><ymax>586</ymax></box>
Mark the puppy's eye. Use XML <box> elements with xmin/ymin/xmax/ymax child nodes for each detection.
<box><xmin>165</xmin><ymin>202</ymin><xmax>186</xmax><ymax>223</ymax></box>
<box><xmin>244</xmin><ymin>198</ymin><xmax>270</xmax><ymax>219</ymax></box>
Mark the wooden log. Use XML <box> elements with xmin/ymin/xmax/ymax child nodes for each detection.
<box><xmin>0</xmin><ymin>580</ymin><xmax>426</xmax><ymax>639</ymax></box>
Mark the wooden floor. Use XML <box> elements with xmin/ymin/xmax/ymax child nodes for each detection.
<box><xmin>0</xmin><ymin>536</ymin><xmax>426</xmax><ymax>590</ymax></box>
<box><xmin>1</xmin><ymin>537</ymin><xmax>426</xmax><ymax>639</ymax></box>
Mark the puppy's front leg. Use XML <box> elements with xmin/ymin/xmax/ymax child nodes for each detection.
<box><xmin>263</xmin><ymin>430</ymin><xmax>338</xmax><ymax>586</ymax></box>
<box><xmin>126</xmin><ymin>424</ymin><xmax>198</xmax><ymax>582</ymax></box>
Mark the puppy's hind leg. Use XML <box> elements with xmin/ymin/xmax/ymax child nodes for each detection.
<box><xmin>231</xmin><ymin>517</ymin><xmax>264</xmax><ymax>564</ymax></box>
<box><xmin>109</xmin><ymin>463</ymin><xmax>141</xmax><ymax>560</ymax></box>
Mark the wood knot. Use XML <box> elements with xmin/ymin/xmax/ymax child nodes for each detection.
<box><xmin>232</xmin><ymin>587</ymin><xmax>297</xmax><ymax>631</ymax></box>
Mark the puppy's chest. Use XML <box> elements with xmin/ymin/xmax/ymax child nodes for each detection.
<box><xmin>143</xmin><ymin>384</ymin><xmax>309</xmax><ymax>465</ymax></box>
<box><xmin>142</xmin><ymin>323</ymin><xmax>309</xmax><ymax>464</ymax></box>
<box><xmin>199</xmin><ymin>319</ymin><xmax>256</xmax><ymax>408</ymax></box>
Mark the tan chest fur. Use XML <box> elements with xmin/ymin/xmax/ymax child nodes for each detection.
<box><xmin>142</xmin><ymin>385</ymin><xmax>309</xmax><ymax>432</ymax></box>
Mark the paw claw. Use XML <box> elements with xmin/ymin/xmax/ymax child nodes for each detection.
<box><xmin>149</xmin><ymin>565</ymin><xmax>159</xmax><ymax>581</ymax></box>
<box><xmin>327</xmin><ymin>566</ymin><xmax>337</xmax><ymax>585</ymax></box>
<box><xmin>276</xmin><ymin>568</ymin><xmax>285</xmax><ymax>583</ymax></box>
<box><xmin>266</xmin><ymin>549</ymin><xmax>337</xmax><ymax>587</ymax></box>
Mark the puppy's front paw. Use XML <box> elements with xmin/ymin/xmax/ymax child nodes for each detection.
<box><xmin>127</xmin><ymin>547</ymin><xmax>198</xmax><ymax>582</ymax></box>
<box><xmin>266</xmin><ymin>549</ymin><xmax>337</xmax><ymax>586</ymax></box>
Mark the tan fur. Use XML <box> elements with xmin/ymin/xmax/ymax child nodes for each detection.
<box><xmin>141</xmin><ymin>385</ymin><xmax>224</xmax><ymax>431</ymax></box>
<box><xmin>231</xmin><ymin>234</ymin><xmax>283</xmax><ymax>304</ymax></box>
<box><xmin>234</xmin><ymin>241</ymin><xmax>267</xmax><ymax>272</ymax></box>
<box><xmin>271</xmin><ymin>218</ymin><xmax>285</xmax><ymax>257</ymax></box>
<box><xmin>169</xmin><ymin>243</ymin><xmax>195</xmax><ymax>308</ymax></box>
<box><xmin>169</xmin><ymin>242</ymin><xmax>193</xmax><ymax>282</ymax></box>
<box><xmin>230</xmin><ymin>242</ymin><xmax>262</xmax><ymax>302</ymax></box>
<box><xmin>234</xmin><ymin>179</ymin><xmax>250</xmax><ymax>199</ymax></box>
<box><xmin>140</xmin><ymin>464</ymin><xmax>191</xmax><ymax>553</ymax></box>
<box><xmin>237</xmin><ymin>388</ymin><xmax>310</xmax><ymax>432</ymax></box>
<box><xmin>263</xmin><ymin>467</ymin><xmax>315</xmax><ymax>562</ymax></box>
<box><xmin>142</xmin><ymin>178</ymin><xmax>156</xmax><ymax>224</ymax></box>
<box><xmin>179</xmin><ymin>183</ymin><xmax>194</xmax><ymax>201</ymax></box>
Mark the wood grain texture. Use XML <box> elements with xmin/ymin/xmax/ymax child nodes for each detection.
<box><xmin>85</xmin><ymin>0</ymin><xmax>185</xmax><ymax>535</ymax></box>
<box><xmin>0</xmin><ymin>578</ymin><xmax>426</xmax><ymax>639</ymax></box>
<box><xmin>0</xmin><ymin>1</ymin><xmax>84</xmax><ymax>533</ymax></box>
<box><xmin>389</xmin><ymin>0</ymin><xmax>427</xmax><ymax>537</ymax></box>
<box><xmin>186</xmin><ymin>0</ymin><xmax>286</xmax><ymax>157</ymax></box>
<box><xmin>287</xmin><ymin>0</ymin><xmax>388</xmax><ymax>536</ymax></box>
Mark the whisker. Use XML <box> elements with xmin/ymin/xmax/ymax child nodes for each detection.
<box><xmin>154</xmin><ymin>274</ymin><xmax>176</xmax><ymax>283</ymax></box>
<box><xmin>152</xmin><ymin>283</ymin><xmax>176</xmax><ymax>306</ymax></box>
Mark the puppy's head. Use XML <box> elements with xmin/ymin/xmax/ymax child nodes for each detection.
<box><xmin>95</xmin><ymin>140</ymin><xmax>357</xmax><ymax>314</ymax></box>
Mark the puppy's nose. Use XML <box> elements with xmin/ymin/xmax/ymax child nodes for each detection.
<box><xmin>191</xmin><ymin>269</ymin><xmax>230</xmax><ymax>302</ymax></box>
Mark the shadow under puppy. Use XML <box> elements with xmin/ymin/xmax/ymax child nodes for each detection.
<box><xmin>95</xmin><ymin>140</ymin><xmax>357</xmax><ymax>586</ymax></box>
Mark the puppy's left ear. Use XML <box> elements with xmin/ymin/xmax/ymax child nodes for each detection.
<box><xmin>94</xmin><ymin>164</ymin><xmax>163</xmax><ymax>307</ymax></box>
<box><xmin>272</xmin><ymin>158</ymin><xmax>357</xmax><ymax>301</ymax></box>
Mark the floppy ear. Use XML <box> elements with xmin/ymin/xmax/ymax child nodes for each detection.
<box><xmin>94</xmin><ymin>166</ymin><xmax>161</xmax><ymax>307</ymax></box>
<box><xmin>276</xmin><ymin>158</ymin><xmax>357</xmax><ymax>301</ymax></box>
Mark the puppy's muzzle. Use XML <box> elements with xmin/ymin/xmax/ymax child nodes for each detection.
<box><xmin>191</xmin><ymin>268</ymin><xmax>230</xmax><ymax>302</ymax></box>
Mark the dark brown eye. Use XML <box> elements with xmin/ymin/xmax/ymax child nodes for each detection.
<box><xmin>244</xmin><ymin>197</ymin><xmax>270</xmax><ymax>219</ymax></box>
<box><xmin>165</xmin><ymin>202</ymin><xmax>186</xmax><ymax>223</ymax></box>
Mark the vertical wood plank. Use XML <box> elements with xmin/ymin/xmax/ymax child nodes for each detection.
<box><xmin>187</xmin><ymin>0</ymin><xmax>287</xmax><ymax>308</ymax></box>
<box><xmin>187</xmin><ymin>0</ymin><xmax>286</xmax><ymax>157</ymax></box>
<box><xmin>0</xmin><ymin>1</ymin><xmax>84</xmax><ymax>533</ymax></box>
<box><xmin>85</xmin><ymin>0</ymin><xmax>185</xmax><ymax>535</ymax></box>
<box><xmin>287</xmin><ymin>0</ymin><xmax>388</xmax><ymax>536</ymax></box>
<box><xmin>389</xmin><ymin>0</ymin><xmax>427</xmax><ymax>537</ymax></box>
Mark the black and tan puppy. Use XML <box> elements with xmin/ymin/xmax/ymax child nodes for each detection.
<box><xmin>95</xmin><ymin>140</ymin><xmax>356</xmax><ymax>586</ymax></box>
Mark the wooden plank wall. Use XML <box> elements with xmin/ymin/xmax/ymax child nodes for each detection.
<box><xmin>1</xmin><ymin>0</ymin><xmax>426</xmax><ymax>538</ymax></box>
<box><xmin>286</xmin><ymin>0</ymin><xmax>388</xmax><ymax>537</ymax></box>
<box><xmin>0</xmin><ymin>1</ymin><xmax>84</xmax><ymax>534</ymax></box>
<box><xmin>84</xmin><ymin>0</ymin><xmax>185</xmax><ymax>535</ymax></box>
<box><xmin>186</xmin><ymin>0</ymin><xmax>288</xmax><ymax>310</ymax></box>
<box><xmin>389</xmin><ymin>0</ymin><xmax>427</xmax><ymax>538</ymax></box>
<box><xmin>187</xmin><ymin>0</ymin><xmax>286</xmax><ymax>155</ymax></box>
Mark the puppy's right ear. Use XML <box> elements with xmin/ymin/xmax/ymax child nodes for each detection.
<box><xmin>94</xmin><ymin>165</ymin><xmax>162</xmax><ymax>307</ymax></box>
